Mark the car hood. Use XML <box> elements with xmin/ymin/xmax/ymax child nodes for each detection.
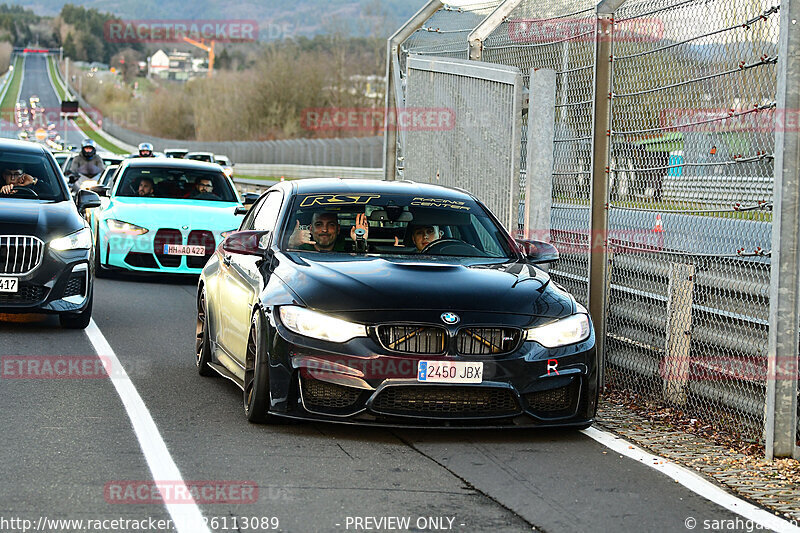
<box><xmin>0</xmin><ymin>198</ymin><xmax>84</xmax><ymax>241</ymax></box>
<box><xmin>105</xmin><ymin>197</ymin><xmax>242</xmax><ymax>231</ymax></box>
<box><xmin>274</xmin><ymin>254</ymin><xmax>576</xmax><ymax>322</ymax></box>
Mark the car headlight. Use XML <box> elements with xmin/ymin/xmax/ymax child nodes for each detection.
<box><xmin>50</xmin><ymin>228</ymin><xmax>92</xmax><ymax>251</ymax></box>
<box><xmin>220</xmin><ymin>229</ymin><xmax>239</xmax><ymax>239</ymax></box>
<box><xmin>107</xmin><ymin>219</ymin><xmax>149</xmax><ymax>235</ymax></box>
<box><xmin>279</xmin><ymin>306</ymin><xmax>367</xmax><ymax>343</ymax></box>
<box><xmin>526</xmin><ymin>314</ymin><xmax>591</xmax><ymax>348</ymax></box>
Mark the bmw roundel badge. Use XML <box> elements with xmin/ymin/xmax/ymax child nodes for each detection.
<box><xmin>441</xmin><ymin>312</ymin><xmax>460</xmax><ymax>325</ymax></box>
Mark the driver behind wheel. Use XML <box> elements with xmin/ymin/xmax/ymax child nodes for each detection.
<box><xmin>409</xmin><ymin>224</ymin><xmax>443</xmax><ymax>251</ymax></box>
<box><xmin>186</xmin><ymin>176</ymin><xmax>220</xmax><ymax>199</ymax></box>
<box><xmin>0</xmin><ymin>167</ymin><xmax>47</xmax><ymax>195</ymax></box>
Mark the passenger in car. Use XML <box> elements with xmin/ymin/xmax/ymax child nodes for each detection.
<box><xmin>288</xmin><ymin>211</ymin><xmax>369</xmax><ymax>252</ymax></box>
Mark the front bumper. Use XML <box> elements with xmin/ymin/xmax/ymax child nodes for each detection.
<box><xmin>0</xmin><ymin>247</ymin><xmax>92</xmax><ymax>314</ymax></box>
<box><xmin>267</xmin><ymin>326</ymin><xmax>598</xmax><ymax>428</ymax></box>
<box><xmin>99</xmin><ymin>227</ymin><xmax>220</xmax><ymax>274</ymax></box>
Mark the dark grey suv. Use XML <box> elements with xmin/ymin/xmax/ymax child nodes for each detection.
<box><xmin>0</xmin><ymin>140</ymin><xmax>101</xmax><ymax>328</ymax></box>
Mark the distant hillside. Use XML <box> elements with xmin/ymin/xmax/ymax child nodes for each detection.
<box><xmin>5</xmin><ymin>0</ymin><xmax>423</xmax><ymax>38</ymax></box>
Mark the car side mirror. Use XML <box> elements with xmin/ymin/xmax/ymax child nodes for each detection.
<box><xmin>90</xmin><ymin>185</ymin><xmax>109</xmax><ymax>197</ymax></box>
<box><xmin>234</xmin><ymin>206</ymin><xmax>250</xmax><ymax>216</ymax></box>
<box><xmin>243</xmin><ymin>192</ymin><xmax>260</xmax><ymax>205</ymax></box>
<box><xmin>516</xmin><ymin>239</ymin><xmax>560</xmax><ymax>264</ymax></box>
<box><xmin>222</xmin><ymin>231</ymin><xmax>270</xmax><ymax>256</ymax></box>
<box><xmin>76</xmin><ymin>189</ymin><xmax>102</xmax><ymax>211</ymax></box>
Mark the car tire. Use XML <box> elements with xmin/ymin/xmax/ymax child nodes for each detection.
<box><xmin>59</xmin><ymin>290</ymin><xmax>93</xmax><ymax>330</ymax></box>
<box><xmin>243</xmin><ymin>311</ymin><xmax>277</xmax><ymax>424</ymax></box>
<box><xmin>196</xmin><ymin>288</ymin><xmax>215</xmax><ymax>377</ymax></box>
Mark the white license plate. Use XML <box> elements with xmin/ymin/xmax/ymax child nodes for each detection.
<box><xmin>417</xmin><ymin>361</ymin><xmax>483</xmax><ymax>383</ymax></box>
<box><xmin>0</xmin><ymin>277</ymin><xmax>18</xmax><ymax>293</ymax></box>
<box><xmin>163</xmin><ymin>244</ymin><xmax>206</xmax><ymax>256</ymax></box>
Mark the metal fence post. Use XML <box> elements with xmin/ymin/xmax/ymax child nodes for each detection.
<box><xmin>588</xmin><ymin>3</ymin><xmax>620</xmax><ymax>389</ymax></box>
<box><xmin>383</xmin><ymin>0</ymin><xmax>443</xmax><ymax>181</ymax></box>
<box><xmin>525</xmin><ymin>69</ymin><xmax>556</xmax><ymax>242</ymax></box>
<box><xmin>468</xmin><ymin>0</ymin><xmax>525</xmax><ymax>61</ymax></box>
<box><xmin>765</xmin><ymin>0</ymin><xmax>800</xmax><ymax>460</ymax></box>
<box><xmin>662</xmin><ymin>262</ymin><xmax>696</xmax><ymax>405</ymax></box>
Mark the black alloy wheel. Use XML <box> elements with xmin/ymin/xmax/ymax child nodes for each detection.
<box><xmin>243</xmin><ymin>312</ymin><xmax>276</xmax><ymax>424</ymax></box>
<box><xmin>196</xmin><ymin>289</ymin><xmax>215</xmax><ymax>376</ymax></box>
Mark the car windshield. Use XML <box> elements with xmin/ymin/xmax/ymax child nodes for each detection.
<box><xmin>187</xmin><ymin>154</ymin><xmax>213</xmax><ymax>162</ymax></box>
<box><xmin>0</xmin><ymin>152</ymin><xmax>68</xmax><ymax>201</ymax></box>
<box><xmin>282</xmin><ymin>193</ymin><xmax>514</xmax><ymax>258</ymax></box>
<box><xmin>115</xmin><ymin>167</ymin><xmax>238</xmax><ymax>202</ymax></box>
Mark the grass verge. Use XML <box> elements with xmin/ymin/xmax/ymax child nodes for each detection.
<box><xmin>1</xmin><ymin>55</ymin><xmax>24</xmax><ymax>123</ymax></box>
<box><xmin>47</xmin><ymin>55</ymin><xmax>66</xmax><ymax>100</ymax></box>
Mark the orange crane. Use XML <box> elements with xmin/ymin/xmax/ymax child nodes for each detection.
<box><xmin>182</xmin><ymin>36</ymin><xmax>215</xmax><ymax>78</ymax></box>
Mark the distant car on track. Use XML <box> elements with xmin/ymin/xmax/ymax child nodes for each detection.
<box><xmin>214</xmin><ymin>155</ymin><xmax>234</xmax><ymax>178</ymax></box>
<box><xmin>0</xmin><ymin>139</ymin><xmax>100</xmax><ymax>328</ymax></box>
<box><xmin>196</xmin><ymin>178</ymin><xmax>598</xmax><ymax>427</ymax></box>
<box><xmin>88</xmin><ymin>158</ymin><xmax>253</xmax><ymax>276</ymax></box>
<box><xmin>185</xmin><ymin>151</ymin><xmax>215</xmax><ymax>163</ymax></box>
<box><xmin>164</xmin><ymin>149</ymin><xmax>189</xmax><ymax>158</ymax></box>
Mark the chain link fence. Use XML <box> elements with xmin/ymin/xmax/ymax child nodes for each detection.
<box><xmin>606</xmin><ymin>0</ymin><xmax>778</xmax><ymax>442</ymax></box>
<box><xmin>391</xmin><ymin>0</ymin><xmax>796</xmax><ymax>452</ymax></box>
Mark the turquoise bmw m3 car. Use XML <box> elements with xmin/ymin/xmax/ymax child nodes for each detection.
<box><xmin>88</xmin><ymin>158</ymin><xmax>253</xmax><ymax>275</ymax></box>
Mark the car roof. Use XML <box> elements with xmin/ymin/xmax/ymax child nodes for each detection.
<box><xmin>0</xmin><ymin>138</ymin><xmax>49</xmax><ymax>156</ymax></box>
<box><xmin>185</xmin><ymin>151</ymin><xmax>214</xmax><ymax>156</ymax></box>
<box><xmin>118</xmin><ymin>157</ymin><xmax>224</xmax><ymax>172</ymax></box>
<box><xmin>290</xmin><ymin>178</ymin><xmax>476</xmax><ymax>202</ymax></box>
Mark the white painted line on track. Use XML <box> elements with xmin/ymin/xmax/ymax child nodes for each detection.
<box><xmin>85</xmin><ymin>319</ymin><xmax>211</xmax><ymax>533</ymax></box>
<box><xmin>582</xmin><ymin>426</ymin><xmax>800</xmax><ymax>533</ymax></box>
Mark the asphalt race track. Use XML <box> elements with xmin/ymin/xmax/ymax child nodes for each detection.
<box><xmin>18</xmin><ymin>53</ymin><xmax>87</xmax><ymax>149</ymax></box>
<box><xmin>0</xmin><ymin>283</ymin><xmax>755</xmax><ymax>532</ymax></box>
<box><xmin>0</xmin><ymin>53</ymin><xmax>772</xmax><ymax>533</ymax></box>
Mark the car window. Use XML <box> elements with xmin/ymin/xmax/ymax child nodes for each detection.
<box><xmin>101</xmin><ymin>166</ymin><xmax>120</xmax><ymax>187</ymax></box>
<box><xmin>239</xmin><ymin>195</ymin><xmax>265</xmax><ymax>231</ymax></box>
<box><xmin>115</xmin><ymin>167</ymin><xmax>237</xmax><ymax>202</ymax></box>
<box><xmin>282</xmin><ymin>193</ymin><xmax>514</xmax><ymax>258</ymax></box>
<box><xmin>0</xmin><ymin>151</ymin><xmax>69</xmax><ymax>201</ymax></box>
<box><xmin>253</xmin><ymin>192</ymin><xmax>283</xmax><ymax>233</ymax></box>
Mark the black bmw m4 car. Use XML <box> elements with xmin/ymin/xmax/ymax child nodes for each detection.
<box><xmin>197</xmin><ymin>179</ymin><xmax>597</xmax><ymax>427</ymax></box>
